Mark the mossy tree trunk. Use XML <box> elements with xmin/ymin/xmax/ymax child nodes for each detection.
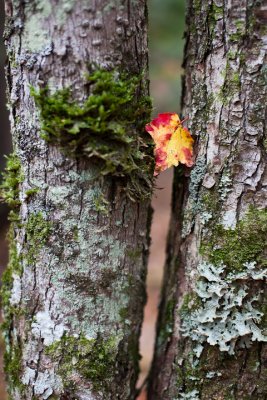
<box><xmin>148</xmin><ymin>0</ymin><xmax>267</xmax><ymax>399</ymax></box>
<box><xmin>2</xmin><ymin>1</ymin><xmax>152</xmax><ymax>399</ymax></box>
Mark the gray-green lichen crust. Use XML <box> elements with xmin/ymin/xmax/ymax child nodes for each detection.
<box><xmin>180</xmin><ymin>208</ymin><xmax>267</xmax><ymax>357</ymax></box>
<box><xmin>31</xmin><ymin>68</ymin><xmax>154</xmax><ymax>200</ymax></box>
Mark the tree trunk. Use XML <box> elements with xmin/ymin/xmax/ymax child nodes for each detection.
<box><xmin>2</xmin><ymin>1</ymin><xmax>152</xmax><ymax>399</ymax></box>
<box><xmin>148</xmin><ymin>0</ymin><xmax>267</xmax><ymax>399</ymax></box>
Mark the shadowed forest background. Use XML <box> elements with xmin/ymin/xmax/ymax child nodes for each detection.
<box><xmin>0</xmin><ymin>0</ymin><xmax>186</xmax><ymax>397</ymax></box>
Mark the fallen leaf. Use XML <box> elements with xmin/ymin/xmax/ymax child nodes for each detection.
<box><xmin>145</xmin><ymin>113</ymin><xmax>194</xmax><ymax>175</ymax></box>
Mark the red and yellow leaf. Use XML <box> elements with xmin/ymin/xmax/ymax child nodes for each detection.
<box><xmin>145</xmin><ymin>113</ymin><xmax>194</xmax><ymax>175</ymax></box>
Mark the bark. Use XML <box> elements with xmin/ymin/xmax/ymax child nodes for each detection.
<box><xmin>149</xmin><ymin>0</ymin><xmax>267</xmax><ymax>399</ymax></box>
<box><xmin>2</xmin><ymin>1</ymin><xmax>151</xmax><ymax>399</ymax></box>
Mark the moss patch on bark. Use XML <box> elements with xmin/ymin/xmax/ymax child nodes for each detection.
<box><xmin>201</xmin><ymin>207</ymin><xmax>267</xmax><ymax>273</ymax></box>
<box><xmin>0</xmin><ymin>153</ymin><xmax>23</xmax><ymax>209</ymax></box>
<box><xmin>24</xmin><ymin>212</ymin><xmax>52</xmax><ymax>264</ymax></box>
<box><xmin>31</xmin><ymin>68</ymin><xmax>154</xmax><ymax>200</ymax></box>
<box><xmin>46</xmin><ymin>334</ymin><xmax>118</xmax><ymax>393</ymax></box>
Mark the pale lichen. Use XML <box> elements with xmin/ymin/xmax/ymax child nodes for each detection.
<box><xmin>22</xmin><ymin>0</ymin><xmax>52</xmax><ymax>53</ymax></box>
<box><xmin>31</xmin><ymin>309</ymin><xmax>66</xmax><ymax>346</ymax></box>
<box><xmin>177</xmin><ymin>389</ymin><xmax>200</xmax><ymax>400</ymax></box>
<box><xmin>181</xmin><ymin>261</ymin><xmax>267</xmax><ymax>356</ymax></box>
<box><xmin>182</xmin><ymin>156</ymin><xmax>207</xmax><ymax>236</ymax></box>
<box><xmin>218</xmin><ymin>170</ymin><xmax>232</xmax><ymax>201</ymax></box>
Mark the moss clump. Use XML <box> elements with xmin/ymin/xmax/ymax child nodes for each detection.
<box><xmin>0</xmin><ymin>152</ymin><xmax>23</xmax><ymax>209</ymax></box>
<box><xmin>1</xmin><ymin>229</ymin><xmax>21</xmax><ymax>312</ymax></box>
<box><xmin>179</xmin><ymin>293</ymin><xmax>202</xmax><ymax>319</ymax></box>
<box><xmin>126</xmin><ymin>248</ymin><xmax>142</xmax><ymax>260</ymax></box>
<box><xmin>93</xmin><ymin>191</ymin><xmax>109</xmax><ymax>215</ymax></box>
<box><xmin>25</xmin><ymin>212</ymin><xmax>51</xmax><ymax>264</ymax></box>
<box><xmin>3</xmin><ymin>341</ymin><xmax>23</xmax><ymax>390</ymax></box>
<box><xmin>31</xmin><ymin>68</ymin><xmax>154</xmax><ymax>200</ymax></box>
<box><xmin>218</xmin><ymin>63</ymin><xmax>241</xmax><ymax>105</ymax></box>
<box><xmin>25</xmin><ymin>187</ymin><xmax>39</xmax><ymax>199</ymax></box>
<box><xmin>119</xmin><ymin>307</ymin><xmax>128</xmax><ymax>321</ymax></box>
<box><xmin>201</xmin><ymin>207</ymin><xmax>267</xmax><ymax>272</ymax></box>
<box><xmin>127</xmin><ymin>332</ymin><xmax>141</xmax><ymax>372</ymax></box>
<box><xmin>207</xmin><ymin>3</ymin><xmax>223</xmax><ymax>37</ymax></box>
<box><xmin>46</xmin><ymin>334</ymin><xmax>118</xmax><ymax>393</ymax></box>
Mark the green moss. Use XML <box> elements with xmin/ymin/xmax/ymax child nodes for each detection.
<box><xmin>179</xmin><ymin>293</ymin><xmax>202</xmax><ymax>319</ymax></box>
<box><xmin>0</xmin><ymin>231</ymin><xmax>23</xmax><ymax>382</ymax></box>
<box><xmin>175</xmin><ymin>351</ymin><xmax>203</xmax><ymax>397</ymax></box>
<box><xmin>25</xmin><ymin>187</ymin><xmax>39</xmax><ymax>199</ymax></box>
<box><xmin>204</xmin><ymin>93</ymin><xmax>215</xmax><ymax>122</ymax></box>
<box><xmin>229</xmin><ymin>32</ymin><xmax>243</xmax><ymax>42</ymax></box>
<box><xmin>127</xmin><ymin>332</ymin><xmax>141</xmax><ymax>371</ymax></box>
<box><xmin>72</xmin><ymin>226</ymin><xmax>79</xmax><ymax>241</ymax></box>
<box><xmin>126</xmin><ymin>248</ymin><xmax>142</xmax><ymax>260</ymax></box>
<box><xmin>201</xmin><ymin>207</ymin><xmax>267</xmax><ymax>272</ymax></box>
<box><xmin>211</xmin><ymin>3</ymin><xmax>223</xmax><ymax>18</ymax></box>
<box><xmin>218</xmin><ymin>64</ymin><xmax>241</xmax><ymax>105</ymax></box>
<box><xmin>3</xmin><ymin>342</ymin><xmax>23</xmax><ymax>390</ymax></box>
<box><xmin>119</xmin><ymin>307</ymin><xmax>128</xmax><ymax>321</ymax></box>
<box><xmin>229</xmin><ymin>19</ymin><xmax>245</xmax><ymax>42</ymax></box>
<box><xmin>93</xmin><ymin>191</ymin><xmax>109</xmax><ymax>215</ymax></box>
<box><xmin>3</xmin><ymin>337</ymin><xmax>27</xmax><ymax>400</ymax></box>
<box><xmin>31</xmin><ymin>68</ymin><xmax>154</xmax><ymax>200</ymax></box>
<box><xmin>207</xmin><ymin>3</ymin><xmax>223</xmax><ymax>37</ymax></box>
<box><xmin>183</xmin><ymin>356</ymin><xmax>201</xmax><ymax>390</ymax></box>
<box><xmin>1</xmin><ymin>230</ymin><xmax>21</xmax><ymax>307</ymax></box>
<box><xmin>0</xmin><ymin>153</ymin><xmax>23</xmax><ymax>209</ymax></box>
<box><xmin>46</xmin><ymin>334</ymin><xmax>118</xmax><ymax>393</ymax></box>
<box><xmin>201</xmin><ymin>190</ymin><xmax>219</xmax><ymax>216</ymax></box>
<box><xmin>25</xmin><ymin>212</ymin><xmax>52</xmax><ymax>264</ymax></box>
<box><xmin>227</xmin><ymin>50</ymin><xmax>237</xmax><ymax>60</ymax></box>
<box><xmin>192</xmin><ymin>0</ymin><xmax>201</xmax><ymax>14</ymax></box>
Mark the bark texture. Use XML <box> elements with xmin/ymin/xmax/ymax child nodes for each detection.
<box><xmin>149</xmin><ymin>0</ymin><xmax>267</xmax><ymax>399</ymax></box>
<box><xmin>3</xmin><ymin>1</ymin><xmax>151</xmax><ymax>399</ymax></box>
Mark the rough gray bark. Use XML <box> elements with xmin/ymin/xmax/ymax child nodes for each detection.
<box><xmin>148</xmin><ymin>0</ymin><xmax>267</xmax><ymax>399</ymax></box>
<box><xmin>3</xmin><ymin>1</ymin><xmax>151</xmax><ymax>399</ymax></box>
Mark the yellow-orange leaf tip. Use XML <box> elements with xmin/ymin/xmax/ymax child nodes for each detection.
<box><xmin>145</xmin><ymin>112</ymin><xmax>194</xmax><ymax>175</ymax></box>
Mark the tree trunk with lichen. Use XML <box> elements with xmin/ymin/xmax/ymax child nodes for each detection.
<box><xmin>148</xmin><ymin>0</ymin><xmax>267</xmax><ymax>399</ymax></box>
<box><xmin>2</xmin><ymin>1</ymin><xmax>152</xmax><ymax>399</ymax></box>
